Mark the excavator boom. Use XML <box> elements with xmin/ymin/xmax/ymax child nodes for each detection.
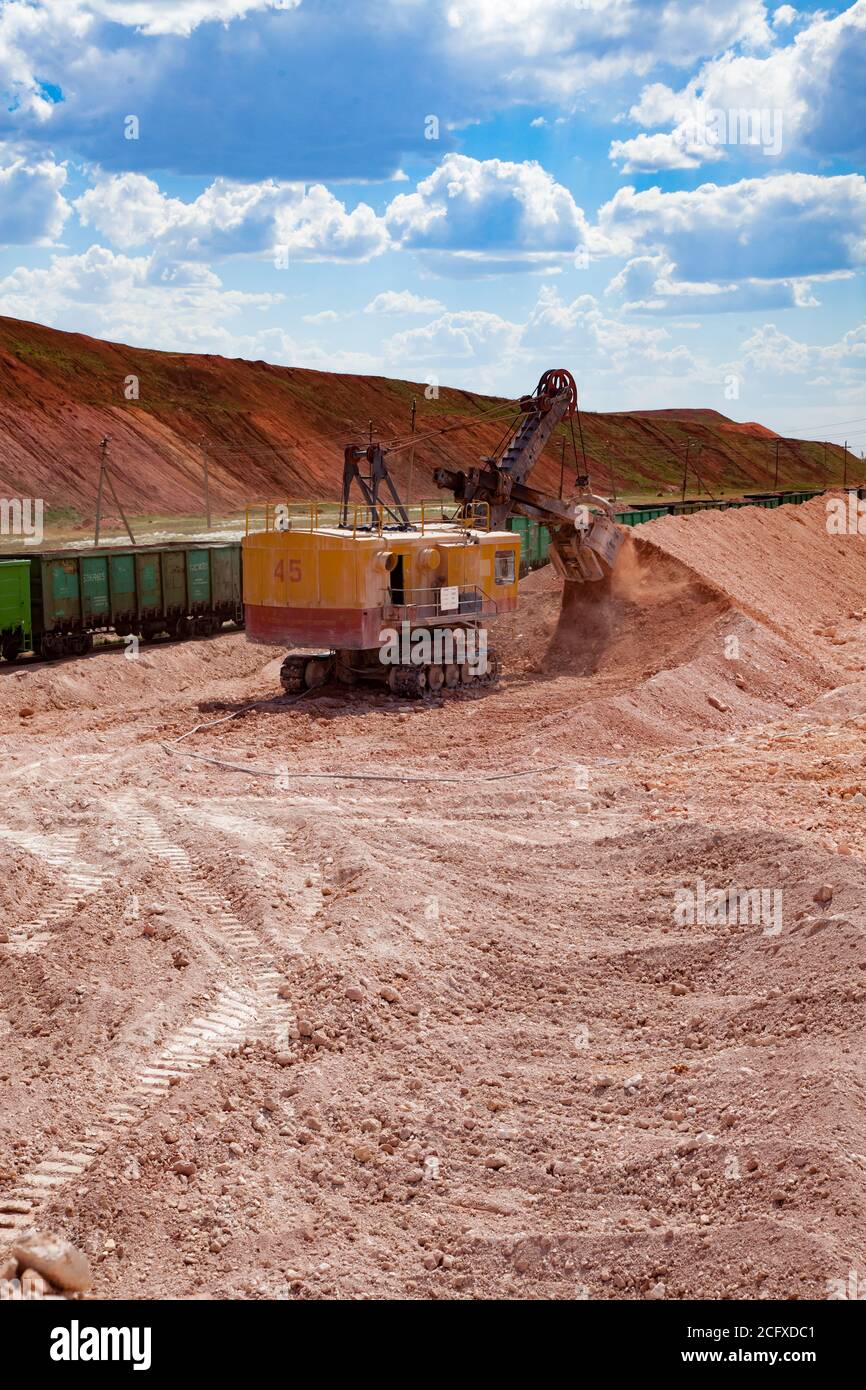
<box><xmin>433</xmin><ymin>368</ymin><xmax>625</xmax><ymax>584</ymax></box>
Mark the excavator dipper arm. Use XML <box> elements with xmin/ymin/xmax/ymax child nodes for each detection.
<box><xmin>433</xmin><ymin>369</ymin><xmax>625</xmax><ymax>584</ymax></box>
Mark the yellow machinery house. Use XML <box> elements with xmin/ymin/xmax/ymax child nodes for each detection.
<box><xmin>243</xmin><ymin>499</ymin><xmax>520</xmax><ymax>697</ymax></box>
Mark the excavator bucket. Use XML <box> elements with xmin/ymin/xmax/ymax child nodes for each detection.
<box><xmin>549</xmin><ymin>507</ymin><xmax>626</xmax><ymax>584</ymax></box>
<box><xmin>583</xmin><ymin>513</ymin><xmax>625</xmax><ymax>571</ymax></box>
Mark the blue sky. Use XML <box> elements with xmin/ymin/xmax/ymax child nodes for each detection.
<box><xmin>0</xmin><ymin>0</ymin><xmax>864</xmax><ymax>445</ymax></box>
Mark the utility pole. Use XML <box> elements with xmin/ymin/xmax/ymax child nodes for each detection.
<box><xmin>201</xmin><ymin>438</ymin><xmax>211</xmax><ymax>531</ymax></box>
<box><xmin>823</xmin><ymin>440</ymin><xmax>828</xmax><ymax>489</ymax></box>
<box><xmin>681</xmin><ymin>439</ymin><xmax>689</xmax><ymax>503</ymax></box>
<box><xmin>608</xmin><ymin>439</ymin><xmax>616</xmax><ymax>501</ymax></box>
<box><xmin>773</xmin><ymin>437</ymin><xmax>779</xmax><ymax>491</ymax></box>
<box><xmin>843</xmin><ymin>440</ymin><xmax>849</xmax><ymax>489</ymax></box>
<box><xmin>94</xmin><ymin>437</ymin><xmax>107</xmax><ymax>547</ymax></box>
<box><xmin>407</xmin><ymin>397</ymin><xmax>417</xmax><ymax>509</ymax></box>
<box><xmin>93</xmin><ymin>436</ymin><xmax>136</xmax><ymax>547</ymax></box>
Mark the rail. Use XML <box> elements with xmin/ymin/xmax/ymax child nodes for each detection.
<box><xmin>380</xmin><ymin>584</ymin><xmax>498</xmax><ymax>623</ymax></box>
<box><xmin>244</xmin><ymin>498</ymin><xmax>493</xmax><ymax>537</ymax></box>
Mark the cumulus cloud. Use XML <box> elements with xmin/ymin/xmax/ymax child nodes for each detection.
<box><xmin>611</xmin><ymin>1</ymin><xmax>866</xmax><ymax>170</ymax></box>
<box><xmin>437</xmin><ymin>0</ymin><xmax>773</xmax><ymax>96</ymax></box>
<box><xmin>609</xmin><ymin>129</ymin><xmax>726</xmax><ymax>173</ymax></box>
<box><xmin>75</xmin><ymin>173</ymin><xmax>390</xmax><ymax>263</ymax></box>
<box><xmin>0</xmin><ymin>242</ymin><xmax>280</xmax><ymax>349</ymax></box>
<box><xmin>385</xmin><ymin>309</ymin><xmax>522</xmax><ymax>365</ymax></box>
<box><xmin>0</xmin><ymin>1</ymin><xmax>778</xmax><ymax>179</ymax></box>
<box><xmin>382</xmin><ymin>283</ymin><xmax>713</xmax><ymax>393</ymax></box>
<box><xmin>740</xmin><ymin>321</ymin><xmax>866</xmax><ymax>377</ymax></box>
<box><xmin>385</xmin><ymin>154</ymin><xmax>592</xmax><ymax>274</ymax></box>
<box><xmin>0</xmin><ymin>146</ymin><xmax>69</xmax><ymax>246</ymax></box>
<box><xmin>364</xmin><ymin>290</ymin><xmax>444</xmax><ymax>315</ymax></box>
<box><xmin>606</xmin><ymin>251</ymin><xmax>822</xmax><ymax>313</ymax></box>
<box><xmin>598</xmin><ymin>173</ymin><xmax>866</xmax><ymax>282</ymax></box>
<box><xmin>772</xmin><ymin>5</ymin><xmax>798</xmax><ymax>28</ymax></box>
<box><xmin>70</xmin><ymin>2</ymin><xmax>295</xmax><ymax>37</ymax></box>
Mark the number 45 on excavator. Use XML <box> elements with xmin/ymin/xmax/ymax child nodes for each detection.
<box><xmin>242</xmin><ymin>368</ymin><xmax>625</xmax><ymax>697</ymax></box>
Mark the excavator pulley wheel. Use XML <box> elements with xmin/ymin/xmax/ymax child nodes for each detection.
<box><xmin>535</xmin><ymin>368</ymin><xmax>577</xmax><ymax>418</ymax></box>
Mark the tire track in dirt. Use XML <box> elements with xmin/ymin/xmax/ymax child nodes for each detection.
<box><xmin>1</xmin><ymin>795</ymin><xmax>302</xmax><ymax>1240</ymax></box>
<box><xmin>0</xmin><ymin>985</ymin><xmax>258</xmax><ymax>1236</ymax></box>
<box><xmin>116</xmin><ymin>796</ymin><xmax>296</xmax><ymax>1048</ymax></box>
<box><xmin>0</xmin><ymin>826</ymin><xmax>104</xmax><ymax>953</ymax></box>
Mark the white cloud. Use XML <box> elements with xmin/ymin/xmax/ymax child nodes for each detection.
<box><xmin>363</xmin><ymin>290</ymin><xmax>444</xmax><ymax>315</ymax></box>
<box><xmin>609</xmin><ymin>129</ymin><xmax>726</xmax><ymax>173</ymax></box>
<box><xmin>0</xmin><ymin>0</ymin><xmax>784</xmax><ymax>183</ymax></box>
<box><xmin>606</xmin><ymin>251</ymin><xmax>823</xmax><ymax>313</ymax></box>
<box><xmin>73</xmin><ymin>2</ymin><xmax>297</xmax><ymax>37</ymax></box>
<box><xmin>0</xmin><ymin>146</ymin><xmax>69</xmax><ymax>246</ymax></box>
<box><xmin>385</xmin><ymin>154</ymin><xmax>592</xmax><ymax>273</ymax></box>
<box><xmin>75</xmin><ymin>172</ymin><xmax>391</xmax><ymax>263</ymax></box>
<box><xmin>599</xmin><ymin>173</ymin><xmax>866</xmax><ymax>282</ymax></box>
<box><xmin>0</xmin><ymin>242</ymin><xmax>280</xmax><ymax>350</ymax></box>
<box><xmin>438</xmin><ymin>1</ymin><xmax>773</xmax><ymax>96</ymax></box>
<box><xmin>274</xmin><ymin>184</ymin><xmax>390</xmax><ymax>262</ymax></box>
<box><xmin>611</xmin><ymin>1</ymin><xmax>866</xmax><ymax>170</ymax></box>
<box><xmin>741</xmin><ymin>322</ymin><xmax>866</xmax><ymax>377</ymax></box>
<box><xmin>385</xmin><ymin>308</ymin><xmax>521</xmax><ymax>364</ymax></box>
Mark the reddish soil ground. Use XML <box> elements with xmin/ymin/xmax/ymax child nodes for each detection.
<box><xmin>1</xmin><ymin>494</ymin><xmax>865</xmax><ymax>1300</ymax></box>
<box><xmin>0</xmin><ymin>315</ymin><xmax>846</xmax><ymax>519</ymax></box>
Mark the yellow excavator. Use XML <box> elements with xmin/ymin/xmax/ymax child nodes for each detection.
<box><xmin>242</xmin><ymin>369</ymin><xmax>624</xmax><ymax>696</ymax></box>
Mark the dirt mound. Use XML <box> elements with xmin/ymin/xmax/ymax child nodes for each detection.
<box><xmin>637</xmin><ymin>494</ymin><xmax>866</xmax><ymax>655</ymax></box>
<box><xmin>492</xmin><ymin>503</ymin><xmax>855</xmax><ymax>758</ymax></box>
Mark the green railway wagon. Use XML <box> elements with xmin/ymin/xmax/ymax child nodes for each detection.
<box><xmin>135</xmin><ymin>552</ymin><xmax>163</xmax><ymax>624</ymax></box>
<box><xmin>0</xmin><ymin>542</ymin><xmax>245</xmax><ymax>661</ymax></box>
<box><xmin>81</xmin><ymin>554</ymin><xmax>112</xmax><ymax>625</ymax></box>
<box><xmin>109</xmin><ymin>553</ymin><xmax>138</xmax><ymax>634</ymax></box>
<box><xmin>507</xmin><ymin>516</ymin><xmax>551</xmax><ymax>575</ymax></box>
<box><xmin>615</xmin><ymin>505</ymin><xmax>670</xmax><ymax>526</ymax></box>
<box><xmin>160</xmin><ymin>549</ymin><xmax>187</xmax><ymax>630</ymax></box>
<box><xmin>743</xmin><ymin>493</ymin><xmax>782</xmax><ymax>509</ymax></box>
<box><xmin>29</xmin><ymin>556</ymin><xmax>95</xmax><ymax>657</ymax></box>
<box><xmin>210</xmin><ymin>546</ymin><xmax>243</xmax><ymax>623</ymax></box>
<box><xmin>187</xmin><ymin>548</ymin><xmax>211</xmax><ymax>609</ymax></box>
<box><xmin>0</xmin><ymin>560</ymin><xmax>33</xmax><ymax>661</ymax></box>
